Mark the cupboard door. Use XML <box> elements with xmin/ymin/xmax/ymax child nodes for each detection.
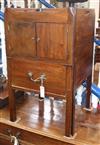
<box><xmin>6</xmin><ymin>22</ymin><xmax>36</xmax><ymax>57</ymax></box>
<box><xmin>36</xmin><ymin>23</ymin><xmax>67</xmax><ymax>61</ymax></box>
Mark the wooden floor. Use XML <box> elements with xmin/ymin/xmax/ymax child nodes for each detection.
<box><xmin>0</xmin><ymin>92</ymin><xmax>100</xmax><ymax>145</ymax></box>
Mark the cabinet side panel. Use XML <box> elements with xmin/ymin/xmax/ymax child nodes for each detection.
<box><xmin>75</xmin><ymin>9</ymin><xmax>95</xmax><ymax>87</ymax></box>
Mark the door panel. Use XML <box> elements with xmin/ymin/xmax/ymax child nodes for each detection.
<box><xmin>36</xmin><ymin>23</ymin><xmax>67</xmax><ymax>61</ymax></box>
<box><xmin>7</xmin><ymin>22</ymin><xmax>36</xmax><ymax>57</ymax></box>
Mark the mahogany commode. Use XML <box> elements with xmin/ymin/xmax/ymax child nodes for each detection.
<box><xmin>4</xmin><ymin>7</ymin><xmax>94</xmax><ymax>139</ymax></box>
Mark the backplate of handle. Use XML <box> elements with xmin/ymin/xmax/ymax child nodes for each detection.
<box><xmin>27</xmin><ymin>72</ymin><xmax>46</xmax><ymax>83</ymax></box>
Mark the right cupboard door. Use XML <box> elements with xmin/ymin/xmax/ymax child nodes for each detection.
<box><xmin>36</xmin><ymin>23</ymin><xmax>67</xmax><ymax>61</ymax></box>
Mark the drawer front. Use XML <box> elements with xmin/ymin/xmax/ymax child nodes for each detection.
<box><xmin>0</xmin><ymin>123</ymin><xmax>72</xmax><ymax>145</ymax></box>
<box><xmin>8</xmin><ymin>58</ymin><xmax>66</xmax><ymax>96</ymax></box>
<box><xmin>0</xmin><ymin>135</ymin><xmax>13</xmax><ymax>145</ymax></box>
<box><xmin>0</xmin><ymin>134</ymin><xmax>34</xmax><ymax>145</ymax></box>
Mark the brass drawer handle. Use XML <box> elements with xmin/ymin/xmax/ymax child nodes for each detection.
<box><xmin>11</xmin><ymin>135</ymin><xmax>19</xmax><ymax>145</ymax></box>
<box><xmin>27</xmin><ymin>72</ymin><xmax>46</xmax><ymax>83</ymax></box>
<box><xmin>7</xmin><ymin>129</ymin><xmax>20</xmax><ymax>144</ymax></box>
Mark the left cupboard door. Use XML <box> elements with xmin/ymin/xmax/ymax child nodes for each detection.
<box><xmin>6</xmin><ymin>22</ymin><xmax>37</xmax><ymax>58</ymax></box>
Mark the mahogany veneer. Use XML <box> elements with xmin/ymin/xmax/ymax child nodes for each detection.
<box><xmin>95</xmin><ymin>27</ymin><xmax>100</xmax><ymax>63</ymax></box>
<box><xmin>95</xmin><ymin>46</ymin><xmax>100</xmax><ymax>63</ymax></box>
<box><xmin>0</xmin><ymin>83</ymin><xmax>8</xmax><ymax>108</ymax></box>
<box><xmin>5</xmin><ymin>8</ymin><xmax>95</xmax><ymax>137</ymax></box>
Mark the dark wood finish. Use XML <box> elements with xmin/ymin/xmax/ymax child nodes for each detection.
<box><xmin>6</xmin><ymin>22</ymin><xmax>36</xmax><ymax>57</ymax></box>
<box><xmin>24</xmin><ymin>0</ymin><xmax>28</xmax><ymax>8</ymax></box>
<box><xmin>86</xmin><ymin>75</ymin><xmax>92</xmax><ymax>108</ymax></box>
<box><xmin>36</xmin><ymin>23</ymin><xmax>67</xmax><ymax>60</ymax></box>
<box><xmin>0</xmin><ymin>123</ymin><xmax>71</xmax><ymax>145</ymax></box>
<box><xmin>0</xmin><ymin>83</ymin><xmax>8</xmax><ymax>108</ymax></box>
<box><xmin>75</xmin><ymin>9</ymin><xmax>94</xmax><ymax>86</ymax></box>
<box><xmin>5</xmin><ymin>8</ymin><xmax>95</xmax><ymax>137</ymax></box>
<box><xmin>95</xmin><ymin>46</ymin><xmax>100</xmax><ymax>63</ymax></box>
<box><xmin>8</xmin><ymin>58</ymin><xmax>66</xmax><ymax>96</ymax></box>
<box><xmin>0</xmin><ymin>134</ymin><xmax>34</xmax><ymax>145</ymax></box>
<box><xmin>96</xmin><ymin>27</ymin><xmax>100</xmax><ymax>35</ymax></box>
<box><xmin>0</xmin><ymin>135</ymin><xmax>13</xmax><ymax>145</ymax></box>
<box><xmin>99</xmin><ymin>0</ymin><xmax>100</xmax><ymax>27</ymax></box>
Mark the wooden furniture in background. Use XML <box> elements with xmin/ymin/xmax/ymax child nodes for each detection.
<box><xmin>0</xmin><ymin>82</ymin><xmax>8</xmax><ymax>108</ymax></box>
<box><xmin>95</xmin><ymin>0</ymin><xmax>100</xmax><ymax>63</ymax></box>
<box><xmin>24</xmin><ymin>0</ymin><xmax>28</xmax><ymax>8</ymax></box>
<box><xmin>95</xmin><ymin>22</ymin><xmax>100</xmax><ymax>63</ymax></box>
<box><xmin>5</xmin><ymin>8</ymin><xmax>94</xmax><ymax>137</ymax></box>
<box><xmin>94</xmin><ymin>0</ymin><xmax>100</xmax><ymax>85</ymax></box>
<box><xmin>95</xmin><ymin>46</ymin><xmax>100</xmax><ymax>63</ymax></box>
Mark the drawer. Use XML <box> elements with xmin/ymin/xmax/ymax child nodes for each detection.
<box><xmin>0</xmin><ymin>122</ymin><xmax>72</xmax><ymax>145</ymax></box>
<box><xmin>0</xmin><ymin>135</ymin><xmax>13</xmax><ymax>145</ymax></box>
<box><xmin>8</xmin><ymin>58</ymin><xmax>66</xmax><ymax>97</ymax></box>
<box><xmin>0</xmin><ymin>134</ymin><xmax>34</xmax><ymax>145</ymax></box>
